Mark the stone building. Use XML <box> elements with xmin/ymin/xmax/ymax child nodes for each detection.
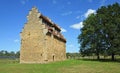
<box><xmin>20</xmin><ymin>7</ymin><xmax>66</xmax><ymax>63</ymax></box>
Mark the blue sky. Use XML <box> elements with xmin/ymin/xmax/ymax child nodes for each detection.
<box><xmin>0</xmin><ymin>0</ymin><xmax>120</xmax><ymax>53</ymax></box>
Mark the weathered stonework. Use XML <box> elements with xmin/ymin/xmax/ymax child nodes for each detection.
<box><xmin>20</xmin><ymin>7</ymin><xmax>66</xmax><ymax>63</ymax></box>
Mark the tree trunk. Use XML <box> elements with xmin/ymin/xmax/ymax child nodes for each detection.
<box><xmin>111</xmin><ymin>53</ymin><xmax>115</xmax><ymax>61</ymax></box>
<box><xmin>96</xmin><ymin>49</ymin><xmax>100</xmax><ymax>60</ymax></box>
<box><xmin>97</xmin><ymin>54</ymin><xmax>100</xmax><ymax>60</ymax></box>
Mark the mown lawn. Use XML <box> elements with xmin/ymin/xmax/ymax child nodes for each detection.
<box><xmin>0</xmin><ymin>59</ymin><xmax>120</xmax><ymax>73</ymax></box>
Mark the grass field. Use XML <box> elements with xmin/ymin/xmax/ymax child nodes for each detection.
<box><xmin>0</xmin><ymin>59</ymin><xmax>120</xmax><ymax>73</ymax></box>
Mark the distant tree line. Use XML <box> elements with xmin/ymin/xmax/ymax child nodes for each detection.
<box><xmin>78</xmin><ymin>3</ymin><xmax>120</xmax><ymax>60</ymax></box>
<box><xmin>66</xmin><ymin>53</ymin><xmax>80</xmax><ymax>59</ymax></box>
<box><xmin>0</xmin><ymin>50</ymin><xmax>20</xmax><ymax>59</ymax></box>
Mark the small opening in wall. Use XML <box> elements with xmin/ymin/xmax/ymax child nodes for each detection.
<box><xmin>53</xmin><ymin>55</ymin><xmax>55</xmax><ymax>61</ymax></box>
<box><xmin>41</xmin><ymin>54</ymin><xmax>42</xmax><ymax>56</ymax></box>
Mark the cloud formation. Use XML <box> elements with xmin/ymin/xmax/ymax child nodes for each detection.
<box><xmin>61</xmin><ymin>28</ymin><xmax>67</xmax><ymax>32</ymax></box>
<box><xmin>70</xmin><ymin>9</ymin><xmax>95</xmax><ymax>30</ymax></box>
<box><xmin>70</xmin><ymin>22</ymin><xmax>83</xmax><ymax>30</ymax></box>
<box><xmin>84</xmin><ymin>9</ymin><xmax>96</xmax><ymax>18</ymax></box>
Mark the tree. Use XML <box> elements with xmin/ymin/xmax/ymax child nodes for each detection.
<box><xmin>15</xmin><ymin>51</ymin><xmax>20</xmax><ymax>58</ymax></box>
<box><xmin>0</xmin><ymin>50</ymin><xmax>20</xmax><ymax>59</ymax></box>
<box><xmin>78</xmin><ymin>14</ymin><xmax>104</xmax><ymax>59</ymax></box>
<box><xmin>78</xmin><ymin>3</ymin><xmax>120</xmax><ymax>60</ymax></box>
<box><xmin>66</xmin><ymin>53</ymin><xmax>80</xmax><ymax>59</ymax></box>
<box><xmin>10</xmin><ymin>51</ymin><xmax>15</xmax><ymax>56</ymax></box>
<box><xmin>97</xmin><ymin>3</ymin><xmax>120</xmax><ymax>60</ymax></box>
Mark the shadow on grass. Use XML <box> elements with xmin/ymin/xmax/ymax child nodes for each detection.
<box><xmin>78</xmin><ymin>58</ymin><xmax>120</xmax><ymax>63</ymax></box>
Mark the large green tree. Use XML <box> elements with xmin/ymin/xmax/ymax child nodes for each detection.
<box><xmin>78</xmin><ymin>14</ymin><xmax>103</xmax><ymax>59</ymax></box>
<box><xmin>78</xmin><ymin>3</ymin><xmax>120</xmax><ymax>60</ymax></box>
<box><xmin>97</xmin><ymin>3</ymin><xmax>120</xmax><ymax>60</ymax></box>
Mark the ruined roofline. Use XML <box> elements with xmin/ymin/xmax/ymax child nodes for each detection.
<box><xmin>26</xmin><ymin>7</ymin><xmax>61</xmax><ymax>31</ymax></box>
<box><xmin>40</xmin><ymin>15</ymin><xmax>61</xmax><ymax>31</ymax></box>
<box><xmin>28</xmin><ymin>7</ymin><xmax>66</xmax><ymax>42</ymax></box>
<box><xmin>40</xmin><ymin>15</ymin><xmax>53</xmax><ymax>26</ymax></box>
<box><xmin>29</xmin><ymin>7</ymin><xmax>61</xmax><ymax>31</ymax></box>
<box><xmin>38</xmin><ymin>11</ymin><xmax>66</xmax><ymax>42</ymax></box>
<box><xmin>46</xmin><ymin>25</ymin><xmax>66</xmax><ymax>43</ymax></box>
<box><xmin>47</xmin><ymin>30</ymin><xmax>66</xmax><ymax>43</ymax></box>
<box><xmin>53</xmin><ymin>24</ymin><xmax>61</xmax><ymax>31</ymax></box>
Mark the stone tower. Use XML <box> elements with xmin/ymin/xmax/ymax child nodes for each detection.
<box><xmin>20</xmin><ymin>7</ymin><xmax>66</xmax><ymax>63</ymax></box>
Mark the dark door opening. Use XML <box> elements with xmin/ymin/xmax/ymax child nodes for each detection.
<box><xmin>53</xmin><ymin>55</ymin><xmax>54</xmax><ymax>61</ymax></box>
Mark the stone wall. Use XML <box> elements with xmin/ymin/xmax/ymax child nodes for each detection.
<box><xmin>45</xmin><ymin>33</ymin><xmax>66</xmax><ymax>62</ymax></box>
<box><xmin>20</xmin><ymin>7</ymin><xmax>66</xmax><ymax>63</ymax></box>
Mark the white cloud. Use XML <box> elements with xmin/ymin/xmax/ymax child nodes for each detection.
<box><xmin>61</xmin><ymin>28</ymin><xmax>67</xmax><ymax>32</ymax></box>
<box><xmin>61</xmin><ymin>11</ymin><xmax>73</xmax><ymax>16</ymax></box>
<box><xmin>14</xmin><ymin>39</ymin><xmax>19</xmax><ymax>43</ymax></box>
<box><xmin>70</xmin><ymin>22</ymin><xmax>83</xmax><ymax>30</ymax></box>
<box><xmin>84</xmin><ymin>9</ymin><xmax>96</xmax><ymax>18</ymax></box>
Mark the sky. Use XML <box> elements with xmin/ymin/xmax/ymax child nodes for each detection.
<box><xmin>0</xmin><ymin>0</ymin><xmax>120</xmax><ymax>53</ymax></box>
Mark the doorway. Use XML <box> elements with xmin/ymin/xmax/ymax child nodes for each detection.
<box><xmin>53</xmin><ymin>55</ymin><xmax>55</xmax><ymax>61</ymax></box>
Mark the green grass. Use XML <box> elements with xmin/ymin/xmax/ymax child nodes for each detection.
<box><xmin>0</xmin><ymin>59</ymin><xmax>120</xmax><ymax>73</ymax></box>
